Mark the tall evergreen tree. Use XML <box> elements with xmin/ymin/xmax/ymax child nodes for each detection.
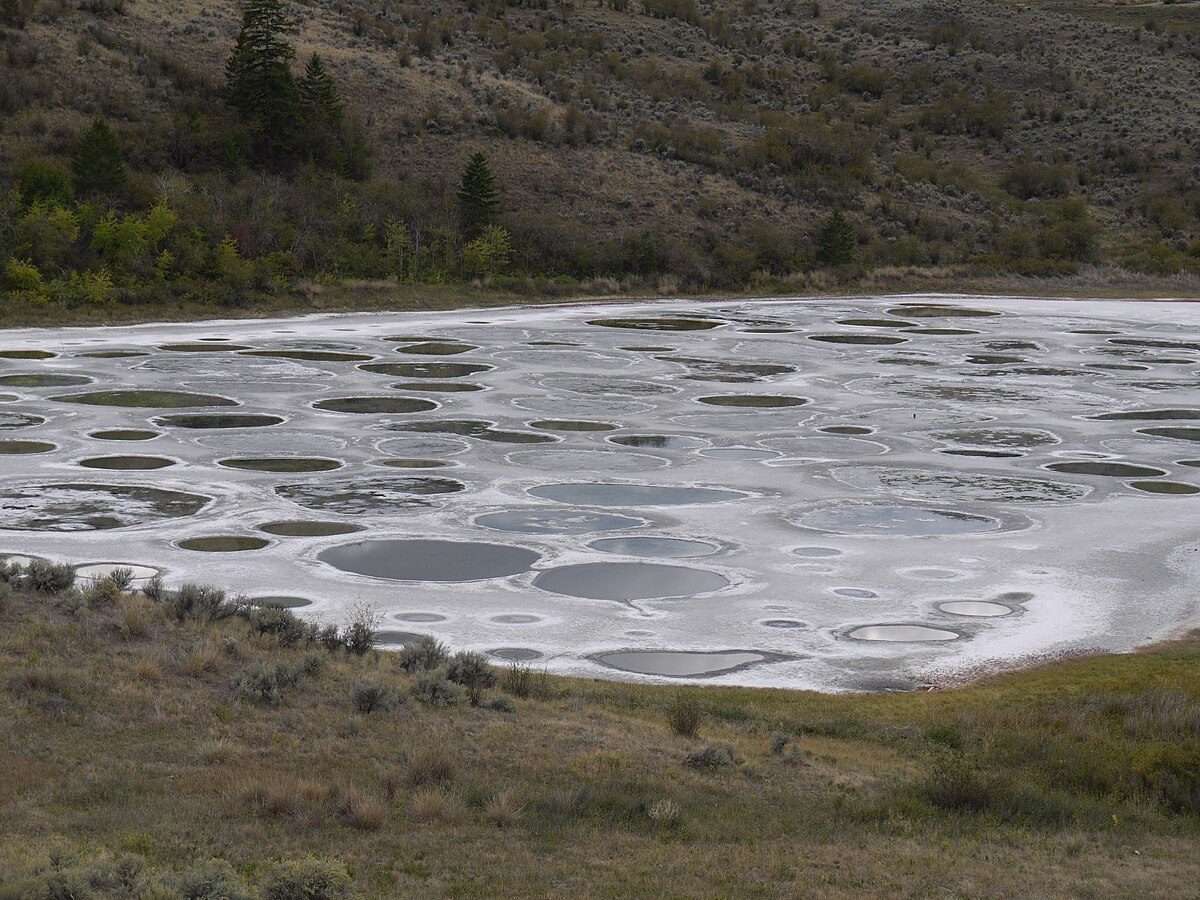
<box><xmin>815</xmin><ymin>209</ymin><xmax>856</xmax><ymax>266</ymax></box>
<box><xmin>297</xmin><ymin>54</ymin><xmax>344</xmax><ymax>168</ymax></box>
<box><xmin>456</xmin><ymin>152</ymin><xmax>500</xmax><ymax>239</ymax></box>
<box><xmin>223</xmin><ymin>0</ymin><xmax>300</xmax><ymax>166</ymax></box>
<box><xmin>71</xmin><ymin>118</ymin><xmax>127</xmax><ymax>198</ymax></box>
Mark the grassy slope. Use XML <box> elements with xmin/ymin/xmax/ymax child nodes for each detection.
<box><xmin>1</xmin><ymin>578</ymin><xmax>1197</xmax><ymax>898</ymax></box>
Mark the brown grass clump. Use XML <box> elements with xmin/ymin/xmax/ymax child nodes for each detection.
<box><xmin>405</xmin><ymin>743</ymin><xmax>457</xmax><ymax>786</ymax></box>
<box><xmin>6</xmin><ymin>667</ymin><xmax>72</xmax><ymax>695</ymax></box>
<box><xmin>118</xmin><ymin>594</ymin><xmax>159</xmax><ymax>639</ymax></box>
<box><xmin>484</xmin><ymin>789</ymin><xmax>526</xmax><ymax>828</ymax></box>
<box><xmin>132</xmin><ymin>655</ymin><xmax>164</xmax><ymax>683</ymax></box>
<box><xmin>334</xmin><ymin>788</ymin><xmax>386</xmax><ymax>831</ymax></box>
<box><xmin>409</xmin><ymin>787</ymin><xmax>467</xmax><ymax>825</ymax></box>
<box><xmin>180</xmin><ymin>641</ymin><xmax>222</xmax><ymax>676</ymax></box>
<box><xmin>233</xmin><ymin>777</ymin><xmax>297</xmax><ymax>820</ymax></box>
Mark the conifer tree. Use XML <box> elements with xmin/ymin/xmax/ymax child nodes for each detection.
<box><xmin>297</xmin><ymin>54</ymin><xmax>344</xmax><ymax>168</ymax></box>
<box><xmin>223</xmin><ymin>0</ymin><xmax>300</xmax><ymax>166</ymax></box>
<box><xmin>456</xmin><ymin>152</ymin><xmax>500</xmax><ymax>239</ymax></box>
<box><xmin>815</xmin><ymin>209</ymin><xmax>856</xmax><ymax>266</ymax></box>
<box><xmin>71</xmin><ymin>118</ymin><xmax>127</xmax><ymax>198</ymax></box>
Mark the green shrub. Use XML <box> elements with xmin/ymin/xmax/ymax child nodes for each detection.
<box><xmin>233</xmin><ymin>660</ymin><xmax>304</xmax><ymax>706</ymax></box>
<box><xmin>25</xmin><ymin>559</ymin><xmax>75</xmax><ymax>594</ymax></box>
<box><xmin>666</xmin><ymin>692</ymin><xmax>704</xmax><ymax>738</ymax></box>
<box><xmin>445</xmin><ymin>651</ymin><xmax>497</xmax><ymax>706</ymax></box>
<box><xmin>177</xmin><ymin>858</ymin><xmax>251</xmax><ymax>900</ymax></box>
<box><xmin>684</xmin><ymin>745</ymin><xmax>737</xmax><ymax>769</ymax></box>
<box><xmin>500</xmin><ymin>661</ymin><xmax>556</xmax><ymax>700</ymax></box>
<box><xmin>486</xmin><ymin>694</ymin><xmax>517</xmax><ymax>714</ymax></box>
<box><xmin>351</xmin><ymin>678</ymin><xmax>396</xmax><ymax>714</ymax></box>
<box><xmin>169</xmin><ymin>583</ymin><xmax>236</xmax><ymax>622</ymax></box>
<box><xmin>410</xmin><ymin>669</ymin><xmax>466</xmax><ymax>708</ymax></box>
<box><xmin>260</xmin><ymin>857</ymin><xmax>352</xmax><ymax>900</ymax></box>
<box><xmin>16</xmin><ymin>159</ymin><xmax>74</xmax><ymax>207</ymax></box>
<box><xmin>396</xmin><ymin>635</ymin><xmax>448</xmax><ymax>673</ymax></box>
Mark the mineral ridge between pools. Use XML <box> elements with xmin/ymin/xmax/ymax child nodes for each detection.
<box><xmin>1</xmin><ymin>295</ymin><xmax>1199</xmax><ymax>691</ymax></box>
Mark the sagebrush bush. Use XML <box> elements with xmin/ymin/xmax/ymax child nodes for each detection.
<box><xmin>232</xmin><ymin>660</ymin><xmax>305</xmax><ymax>706</ymax></box>
<box><xmin>107</xmin><ymin>567</ymin><xmax>135</xmax><ymax>591</ymax></box>
<box><xmin>84</xmin><ymin>576</ymin><xmax>122</xmax><ymax>607</ymax></box>
<box><xmin>351</xmin><ymin>678</ymin><xmax>395</xmax><ymax>714</ymax></box>
<box><xmin>486</xmin><ymin>693</ymin><xmax>517</xmax><ymax>714</ymax></box>
<box><xmin>500</xmin><ymin>660</ymin><xmax>555</xmax><ymax>700</ymax></box>
<box><xmin>169</xmin><ymin>583</ymin><xmax>235</xmax><ymax>623</ymax></box>
<box><xmin>260</xmin><ymin>857</ymin><xmax>352</xmax><ymax>900</ymax></box>
<box><xmin>176</xmin><ymin>858</ymin><xmax>252</xmax><ymax>900</ymax></box>
<box><xmin>410</xmin><ymin>669</ymin><xmax>465</xmax><ymax>707</ymax></box>
<box><xmin>445</xmin><ymin>650</ymin><xmax>496</xmax><ymax>705</ymax></box>
<box><xmin>684</xmin><ymin>745</ymin><xmax>737</xmax><ymax>770</ymax></box>
<box><xmin>26</xmin><ymin>559</ymin><xmax>75</xmax><ymax>594</ymax></box>
<box><xmin>396</xmin><ymin>634</ymin><xmax>448</xmax><ymax>673</ymax></box>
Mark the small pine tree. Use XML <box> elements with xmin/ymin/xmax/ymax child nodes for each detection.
<box><xmin>456</xmin><ymin>152</ymin><xmax>500</xmax><ymax>239</ymax></box>
<box><xmin>71</xmin><ymin>118</ymin><xmax>127</xmax><ymax>198</ymax></box>
<box><xmin>815</xmin><ymin>209</ymin><xmax>856</xmax><ymax>266</ymax></box>
<box><xmin>223</xmin><ymin>0</ymin><xmax>300</xmax><ymax>166</ymax></box>
<box><xmin>297</xmin><ymin>54</ymin><xmax>344</xmax><ymax>169</ymax></box>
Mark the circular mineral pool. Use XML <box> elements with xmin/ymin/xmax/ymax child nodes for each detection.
<box><xmin>258</xmin><ymin>521</ymin><xmax>364</xmax><ymax>537</ymax></box>
<box><xmin>74</xmin><ymin>563</ymin><xmax>159</xmax><ymax>581</ymax></box>
<box><xmin>492</xmin><ymin>614</ymin><xmax>542</xmax><ymax>624</ymax></box>
<box><xmin>529</xmin><ymin>420</ymin><xmax>618</xmax><ymax>432</ymax></box>
<box><xmin>530</xmin><ymin>483</ymin><xmax>747</xmax><ymax>507</ymax></box>
<box><xmin>834</xmin><ymin>588</ymin><xmax>878</xmax><ymax>599</ymax></box>
<box><xmin>248</xmin><ymin>596</ymin><xmax>313</xmax><ymax>609</ymax></box>
<box><xmin>79</xmin><ymin>456</ymin><xmax>175</xmax><ymax>470</ymax></box>
<box><xmin>808</xmin><ymin>334</ymin><xmax>907</xmax><ymax>346</ymax></box>
<box><xmin>587</xmin><ymin>537</ymin><xmax>717</xmax><ymax>558</ymax></box>
<box><xmin>588</xmin><ymin>317</ymin><xmax>723</xmax><ymax>331</ymax></box>
<box><xmin>243</xmin><ymin>349</ymin><xmax>372</xmax><ymax>362</ymax></box>
<box><xmin>89</xmin><ymin>429</ymin><xmax>161</xmax><ymax>441</ymax></box>
<box><xmin>489</xmin><ymin>648</ymin><xmax>543</xmax><ymax>661</ymax></box>
<box><xmin>608</xmin><ymin>434</ymin><xmax>708</xmax><ymax>450</ymax></box>
<box><xmin>793</xmin><ymin>546</ymin><xmax>843</xmax><ymax>558</ymax></box>
<box><xmin>155</xmin><ymin>414</ymin><xmax>284</xmax><ymax>429</ymax></box>
<box><xmin>319</xmin><ymin>539</ymin><xmax>540</xmax><ymax>582</ymax></box>
<box><xmin>313</xmin><ymin>397</ymin><xmax>437</xmax><ymax>415</ymax></box>
<box><xmin>56</xmin><ymin>390</ymin><xmax>237</xmax><ymax>408</ymax></box>
<box><xmin>218</xmin><ymin>457</ymin><xmax>343</xmax><ymax>473</ymax></box>
<box><xmin>697</xmin><ymin>447</ymin><xmax>780</xmax><ymax>460</ymax></box>
<box><xmin>938</xmin><ymin>601</ymin><xmax>1012</xmax><ymax>617</ymax></box>
<box><xmin>593</xmin><ymin>650</ymin><xmax>768</xmax><ymax>677</ymax></box>
<box><xmin>361</xmin><ymin>362</ymin><xmax>493</xmax><ymax>378</ymax></box>
<box><xmin>0</xmin><ymin>413</ymin><xmax>45</xmax><ymax>429</ymax></box>
<box><xmin>1127</xmin><ymin>481</ymin><xmax>1200</xmax><ymax>495</ymax></box>
<box><xmin>79</xmin><ymin>350</ymin><xmax>147</xmax><ymax>359</ymax></box>
<box><xmin>0</xmin><ymin>374</ymin><xmax>92</xmax><ymax>388</ymax></box>
<box><xmin>178</xmin><ymin>536</ymin><xmax>270</xmax><ymax>552</ymax></box>
<box><xmin>375</xmin><ymin>631</ymin><xmax>425</xmax><ymax>645</ymax></box>
<box><xmin>396</xmin><ymin>341</ymin><xmax>477</xmax><ymax>355</ymax></box>
<box><xmin>847</xmin><ymin>624</ymin><xmax>960</xmax><ymax>642</ymax></box>
<box><xmin>762</xmin><ymin>619</ymin><xmax>805</xmax><ymax>629</ymax></box>
<box><xmin>0</xmin><ymin>350</ymin><xmax>55</xmax><ymax>359</ymax></box>
<box><xmin>697</xmin><ymin>395</ymin><xmax>808</xmax><ymax>408</ymax></box>
<box><xmin>389</xmin><ymin>381</ymin><xmax>483</xmax><ymax>393</ymax></box>
<box><xmin>796</xmin><ymin>504</ymin><xmax>1003</xmax><ymax>536</ymax></box>
<box><xmin>380</xmin><ymin>458</ymin><xmax>455</xmax><ymax>469</ymax></box>
<box><xmin>276</xmin><ymin>476</ymin><xmax>463</xmax><ymax>514</ymax></box>
<box><xmin>0</xmin><ymin>440</ymin><xmax>55</xmax><ymax>454</ymax></box>
<box><xmin>533</xmin><ymin>562</ymin><xmax>728</xmax><ymax>601</ymax></box>
<box><xmin>475</xmin><ymin>509</ymin><xmax>645</xmax><ymax>535</ymax></box>
<box><xmin>0</xmin><ymin>483</ymin><xmax>209</xmax><ymax>531</ymax></box>
<box><xmin>888</xmin><ymin>305</ymin><xmax>1001</xmax><ymax>318</ymax></box>
<box><xmin>1045</xmin><ymin>461</ymin><xmax>1167</xmax><ymax>478</ymax></box>
<box><xmin>819</xmin><ymin>425</ymin><xmax>874</xmax><ymax>435</ymax></box>
<box><xmin>160</xmin><ymin>343</ymin><xmax>252</xmax><ymax>352</ymax></box>
<box><xmin>1091</xmin><ymin>409</ymin><xmax>1200</xmax><ymax>421</ymax></box>
<box><xmin>1136</xmin><ymin>427</ymin><xmax>1200</xmax><ymax>442</ymax></box>
<box><xmin>394</xmin><ymin>613</ymin><xmax>447</xmax><ymax>623</ymax></box>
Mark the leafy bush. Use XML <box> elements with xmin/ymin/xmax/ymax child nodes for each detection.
<box><xmin>396</xmin><ymin>635</ymin><xmax>448</xmax><ymax>673</ymax></box>
<box><xmin>445</xmin><ymin>651</ymin><xmax>497</xmax><ymax>706</ymax></box>
<box><xmin>260</xmin><ymin>857</ymin><xmax>352</xmax><ymax>900</ymax></box>
<box><xmin>232</xmin><ymin>660</ymin><xmax>304</xmax><ymax>706</ymax></box>
<box><xmin>410</xmin><ymin>669</ymin><xmax>466</xmax><ymax>708</ymax></box>
<box><xmin>684</xmin><ymin>745</ymin><xmax>737</xmax><ymax>770</ymax></box>
<box><xmin>176</xmin><ymin>858</ymin><xmax>251</xmax><ymax>900</ymax></box>
<box><xmin>169</xmin><ymin>583</ymin><xmax>236</xmax><ymax>623</ymax></box>
<box><xmin>342</xmin><ymin>602</ymin><xmax>380</xmax><ymax>655</ymax></box>
<box><xmin>486</xmin><ymin>694</ymin><xmax>517</xmax><ymax>714</ymax></box>
<box><xmin>351</xmin><ymin>678</ymin><xmax>396</xmax><ymax>714</ymax></box>
<box><xmin>25</xmin><ymin>559</ymin><xmax>75</xmax><ymax>594</ymax></box>
<box><xmin>667</xmin><ymin>693</ymin><xmax>704</xmax><ymax>738</ymax></box>
<box><xmin>107</xmin><ymin>567</ymin><xmax>135</xmax><ymax>591</ymax></box>
<box><xmin>500</xmin><ymin>661</ymin><xmax>555</xmax><ymax>700</ymax></box>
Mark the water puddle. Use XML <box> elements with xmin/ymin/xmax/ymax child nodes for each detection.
<box><xmin>380</xmin><ymin>458</ymin><xmax>455</xmax><ymax>469</ymax></box>
<box><xmin>534</xmin><ymin>562</ymin><xmax>729</xmax><ymax>600</ymax></box>
<box><xmin>0</xmin><ymin>413</ymin><xmax>46</xmax><ymax>429</ymax></box>
<box><xmin>529</xmin><ymin>420</ymin><xmax>618</xmax><ymax>432</ymax></box>
<box><xmin>313</xmin><ymin>397</ymin><xmax>437</xmax><ymax>414</ymax></box>
<box><xmin>819</xmin><ymin>426</ymin><xmax>873</xmax><ymax>435</ymax></box>
<box><xmin>155</xmin><ymin>414</ymin><xmax>284</xmax><ymax>429</ymax></box>
<box><xmin>55</xmin><ymin>390</ymin><xmax>237</xmax><ymax>408</ymax></box>
<box><xmin>793</xmin><ymin>546</ymin><xmax>843</xmax><ymax>558</ymax></box>
<box><xmin>360</xmin><ymin>362</ymin><xmax>493</xmax><ymax>378</ymax></box>
<box><xmin>90</xmin><ymin>429</ymin><xmax>161</xmax><ymax>441</ymax></box>
<box><xmin>276</xmin><ymin>476</ymin><xmax>463</xmax><ymax>514</ymax></box>
<box><xmin>1092</xmin><ymin>409</ymin><xmax>1200</xmax><ymax>421</ymax></box>
<box><xmin>848</xmin><ymin>624</ymin><xmax>960</xmax><ymax>641</ymax></box>
<box><xmin>834</xmin><ymin>466</ymin><xmax>1090</xmax><ymax>503</ymax></box>
<box><xmin>161</xmin><ymin>343</ymin><xmax>252</xmax><ymax>352</ymax></box>
<box><xmin>492</xmin><ymin>614</ymin><xmax>542</xmax><ymax>624</ymax></box>
<box><xmin>396</xmin><ymin>341</ymin><xmax>477</xmax><ymax>355</ymax></box>
<box><xmin>762</xmin><ymin>619</ymin><xmax>805</xmax><ymax>628</ymax></box>
<box><xmin>588</xmin><ymin>537</ymin><xmax>716</xmax><ymax>558</ymax></box>
<box><xmin>390</xmin><ymin>381</ymin><xmax>483</xmax><ymax>393</ymax></box>
<box><xmin>697</xmin><ymin>395</ymin><xmax>808</xmax><ymax>408</ymax></box>
<box><xmin>1045</xmin><ymin>461</ymin><xmax>1167</xmax><ymax>478</ymax></box>
<box><xmin>594</xmin><ymin>650</ymin><xmax>769</xmax><ymax>677</ymax></box>
<box><xmin>797</xmin><ymin>504</ymin><xmax>1004</xmax><ymax>536</ymax></box>
<box><xmin>395</xmin><ymin>613</ymin><xmax>447</xmax><ymax>623</ymax></box>
<box><xmin>542</xmin><ymin>376</ymin><xmax>679</xmax><ymax>397</ymax></box>
<box><xmin>1127</xmin><ymin>480</ymin><xmax>1200</xmax><ymax>495</ymax></box>
<box><xmin>490</xmin><ymin>648</ymin><xmax>543</xmax><ymax>661</ymax></box>
<box><xmin>0</xmin><ymin>374</ymin><xmax>92</xmax><ymax>388</ymax></box>
<box><xmin>258</xmin><ymin>521</ymin><xmax>364</xmax><ymax>537</ymax></box>
<box><xmin>938</xmin><ymin>601</ymin><xmax>1012</xmax><ymax>617</ymax></box>
<box><xmin>0</xmin><ymin>483</ymin><xmax>209</xmax><ymax>531</ymax></box>
<box><xmin>529</xmin><ymin>483</ymin><xmax>748</xmax><ymax>507</ymax></box>
<box><xmin>834</xmin><ymin>588</ymin><xmax>878</xmax><ymax>599</ymax></box>
<box><xmin>319</xmin><ymin>539</ymin><xmax>539</xmax><ymax>581</ymax></box>
<box><xmin>242</xmin><ymin>349</ymin><xmax>373</xmax><ymax>362</ymax></box>
<box><xmin>218</xmin><ymin>457</ymin><xmax>342</xmax><ymax>473</ymax></box>
<box><xmin>660</xmin><ymin>356</ymin><xmax>795</xmax><ymax>382</ymax></box>
<box><xmin>588</xmin><ymin>317</ymin><xmax>722</xmax><ymax>331</ymax></box>
<box><xmin>79</xmin><ymin>350</ymin><xmax>147</xmax><ymax>359</ymax></box>
<box><xmin>888</xmin><ymin>305</ymin><xmax>1001</xmax><ymax>318</ymax></box>
<box><xmin>75</xmin><ymin>563</ymin><xmax>158</xmax><ymax>581</ymax></box>
<box><xmin>392</xmin><ymin>419</ymin><xmax>556</xmax><ymax>444</ymax></box>
<box><xmin>375</xmin><ymin>630</ymin><xmax>424</xmax><ymax>645</ymax></box>
<box><xmin>248</xmin><ymin>596</ymin><xmax>313</xmax><ymax>608</ymax></box>
<box><xmin>608</xmin><ymin>434</ymin><xmax>707</xmax><ymax>450</ymax></box>
<box><xmin>0</xmin><ymin>440</ymin><xmax>55</xmax><ymax>454</ymax></box>
<box><xmin>475</xmin><ymin>509</ymin><xmax>645</xmax><ymax>534</ymax></box>
<box><xmin>930</xmin><ymin>428</ymin><xmax>1059</xmax><ymax>449</ymax></box>
<box><xmin>808</xmin><ymin>334</ymin><xmax>907</xmax><ymax>345</ymax></box>
<box><xmin>79</xmin><ymin>456</ymin><xmax>175</xmax><ymax>470</ymax></box>
<box><xmin>838</xmin><ymin>318</ymin><xmax>915</xmax><ymax>328</ymax></box>
<box><xmin>178</xmin><ymin>536</ymin><xmax>270</xmax><ymax>552</ymax></box>
<box><xmin>0</xmin><ymin>350</ymin><xmax>56</xmax><ymax>359</ymax></box>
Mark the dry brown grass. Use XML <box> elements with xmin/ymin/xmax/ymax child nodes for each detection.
<box><xmin>404</xmin><ymin>741</ymin><xmax>457</xmax><ymax>786</ymax></box>
<box><xmin>483</xmin><ymin>789</ymin><xmax>526</xmax><ymax>828</ymax></box>
<box><xmin>409</xmin><ymin>787</ymin><xmax>468</xmax><ymax>825</ymax></box>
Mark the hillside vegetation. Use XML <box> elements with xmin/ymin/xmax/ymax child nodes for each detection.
<box><xmin>1</xmin><ymin>0</ymin><xmax>1199</xmax><ymax>321</ymax></box>
<box><xmin>0</xmin><ymin>561</ymin><xmax>1198</xmax><ymax>897</ymax></box>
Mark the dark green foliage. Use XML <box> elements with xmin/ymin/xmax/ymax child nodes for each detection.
<box><xmin>25</xmin><ymin>559</ymin><xmax>75</xmax><ymax>594</ymax></box>
<box><xmin>684</xmin><ymin>745</ymin><xmax>737</xmax><ymax>769</ymax></box>
<box><xmin>409</xmin><ymin>669</ymin><xmax>466</xmax><ymax>707</ymax></box>
<box><xmin>71</xmin><ymin>118</ymin><xmax>127</xmax><ymax>198</ymax></box>
<box><xmin>177</xmin><ymin>859</ymin><xmax>252</xmax><ymax>900</ymax></box>
<box><xmin>233</xmin><ymin>659</ymin><xmax>305</xmax><ymax>706</ymax></box>
<box><xmin>168</xmin><ymin>583</ymin><xmax>237</xmax><ymax>623</ymax></box>
<box><xmin>815</xmin><ymin>210</ymin><xmax>856</xmax><ymax>266</ymax></box>
<box><xmin>16</xmin><ymin>160</ymin><xmax>74</xmax><ymax>207</ymax></box>
<box><xmin>260</xmin><ymin>858</ymin><xmax>352</xmax><ymax>900</ymax></box>
<box><xmin>297</xmin><ymin>54</ymin><xmax>344</xmax><ymax>170</ymax></box>
<box><xmin>456</xmin><ymin>152</ymin><xmax>500</xmax><ymax>239</ymax></box>
<box><xmin>351</xmin><ymin>678</ymin><xmax>395</xmax><ymax>714</ymax></box>
<box><xmin>445</xmin><ymin>651</ymin><xmax>497</xmax><ymax>706</ymax></box>
<box><xmin>223</xmin><ymin>0</ymin><xmax>300</xmax><ymax>166</ymax></box>
<box><xmin>667</xmin><ymin>692</ymin><xmax>704</xmax><ymax>738</ymax></box>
